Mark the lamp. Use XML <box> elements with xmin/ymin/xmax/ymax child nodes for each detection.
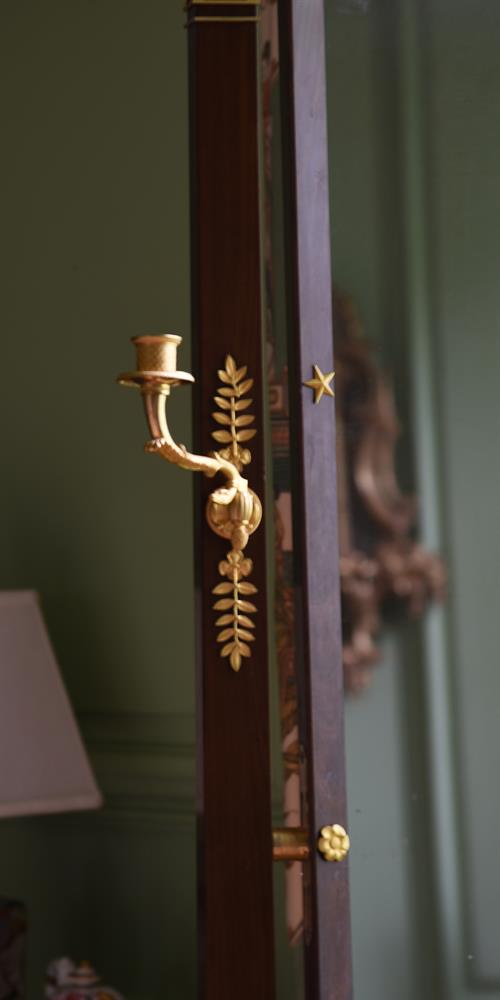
<box><xmin>0</xmin><ymin>591</ymin><xmax>101</xmax><ymax>996</ymax></box>
<box><xmin>0</xmin><ymin>590</ymin><xmax>101</xmax><ymax>818</ymax></box>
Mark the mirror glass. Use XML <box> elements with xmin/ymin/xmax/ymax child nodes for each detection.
<box><xmin>326</xmin><ymin>1</ymin><xmax>500</xmax><ymax>997</ymax></box>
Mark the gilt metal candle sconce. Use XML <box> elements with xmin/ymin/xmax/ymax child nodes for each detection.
<box><xmin>118</xmin><ymin>336</ymin><xmax>261</xmax><ymax>672</ymax></box>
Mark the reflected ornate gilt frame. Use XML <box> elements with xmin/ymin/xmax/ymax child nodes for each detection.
<box><xmin>270</xmin><ymin>292</ymin><xmax>446</xmax><ymax>695</ymax></box>
<box><xmin>333</xmin><ymin>293</ymin><xmax>446</xmax><ymax>692</ymax></box>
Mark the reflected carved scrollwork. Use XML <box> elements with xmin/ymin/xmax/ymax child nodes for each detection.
<box><xmin>334</xmin><ymin>292</ymin><xmax>446</xmax><ymax>692</ymax></box>
<box><xmin>269</xmin><ymin>292</ymin><xmax>446</xmax><ymax>695</ymax></box>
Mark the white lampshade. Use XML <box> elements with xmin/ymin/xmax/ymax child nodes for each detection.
<box><xmin>0</xmin><ymin>591</ymin><xmax>102</xmax><ymax>818</ymax></box>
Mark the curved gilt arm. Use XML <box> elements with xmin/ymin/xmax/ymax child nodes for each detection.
<box><xmin>118</xmin><ymin>336</ymin><xmax>262</xmax><ymax>672</ymax></box>
<box><xmin>143</xmin><ymin>390</ymin><xmax>247</xmax><ymax>497</ymax></box>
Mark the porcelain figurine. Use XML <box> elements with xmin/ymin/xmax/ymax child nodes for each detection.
<box><xmin>45</xmin><ymin>958</ymin><xmax>123</xmax><ymax>999</ymax></box>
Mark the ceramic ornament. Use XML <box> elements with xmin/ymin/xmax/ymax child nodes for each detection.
<box><xmin>45</xmin><ymin>958</ymin><xmax>123</xmax><ymax>1000</ymax></box>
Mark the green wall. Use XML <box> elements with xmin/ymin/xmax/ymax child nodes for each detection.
<box><xmin>0</xmin><ymin>3</ymin><xmax>195</xmax><ymax>997</ymax></box>
<box><xmin>1</xmin><ymin>2</ymin><xmax>499</xmax><ymax>998</ymax></box>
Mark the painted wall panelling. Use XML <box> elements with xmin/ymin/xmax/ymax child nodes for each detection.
<box><xmin>0</xmin><ymin>2</ymin><xmax>196</xmax><ymax>997</ymax></box>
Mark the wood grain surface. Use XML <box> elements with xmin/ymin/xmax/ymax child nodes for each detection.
<box><xmin>278</xmin><ymin>0</ymin><xmax>354</xmax><ymax>996</ymax></box>
<box><xmin>188</xmin><ymin>6</ymin><xmax>276</xmax><ymax>998</ymax></box>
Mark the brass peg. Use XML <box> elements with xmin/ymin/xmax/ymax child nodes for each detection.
<box><xmin>317</xmin><ymin>824</ymin><xmax>350</xmax><ymax>862</ymax></box>
<box><xmin>272</xmin><ymin>827</ymin><xmax>310</xmax><ymax>862</ymax></box>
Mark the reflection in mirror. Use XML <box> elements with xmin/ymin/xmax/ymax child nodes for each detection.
<box><xmin>327</xmin><ymin>0</ymin><xmax>500</xmax><ymax>997</ymax></box>
<box><xmin>334</xmin><ymin>291</ymin><xmax>446</xmax><ymax>693</ymax></box>
<box><xmin>266</xmin><ymin>0</ymin><xmax>500</xmax><ymax>995</ymax></box>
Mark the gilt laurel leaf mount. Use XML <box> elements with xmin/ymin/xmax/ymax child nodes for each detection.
<box><xmin>210</xmin><ymin>355</ymin><xmax>260</xmax><ymax>672</ymax></box>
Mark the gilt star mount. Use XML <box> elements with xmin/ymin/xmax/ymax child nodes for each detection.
<box><xmin>303</xmin><ymin>364</ymin><xmax>335</xmax><ymax>404</ymax></box>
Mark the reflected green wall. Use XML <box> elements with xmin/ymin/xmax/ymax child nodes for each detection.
<box><xmin>326</xmin><ymin>4</ymin><xmax>441</xmax><ymax>997</ymax></box>
<box><xmin>327</xmin><ymin>1</ymin><xmax>500</xmax><ymax>998</ymax></box>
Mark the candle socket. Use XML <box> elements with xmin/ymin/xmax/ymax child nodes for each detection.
<box><xmin>133</xmin><ymin>335</ymin><xmax>181</xmax><ymax>375</ymax></box>
<box><xmin>118</xmin><ymin>334</ymin><xmax>194</xmax><ymax>391</ymax></box>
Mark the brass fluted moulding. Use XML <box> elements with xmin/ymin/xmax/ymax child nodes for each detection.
<box><xmin>118</xmin><ymin>335</ymin><xmax>262</xmax><ymax>673</ymax></box>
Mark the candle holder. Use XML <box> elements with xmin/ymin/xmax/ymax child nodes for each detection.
<box><xmin>118</xmin><ymin>335</ymin><xmax>262</xmax><ymax>672</ymax></box>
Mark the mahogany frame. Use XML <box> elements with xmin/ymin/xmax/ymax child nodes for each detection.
<box><xmin>188</xmin><ymin>4</ymin><xmax>276</xmax><ymax>998</ymax></box>
<box><xmin>278</xmin><ymin>0</ymin><xmax>353</xmax><ymax>995</ymax></box>
<box><xmin>187</xmin><ymin>1</ymin><xmax>353</xmax><ymax>996</ymax></box>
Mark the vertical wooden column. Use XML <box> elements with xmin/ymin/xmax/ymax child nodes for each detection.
<box><xmin>278</xmin><ymin>0</ymin><xmax>353</xmax><ymax>997</ymax></box>
<box><xmin>187</xmin><ymin>4</ymin><xmax>276</xmax><ymax>998</ymax></box>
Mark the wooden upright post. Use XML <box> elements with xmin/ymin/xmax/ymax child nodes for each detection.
<box><xmin>187</xmin><ymin>4</ymin><xmax>276</xmax><ymax>998</ymax></box>
<box><xmin>279</xmin><ymin>0</ymin><xmax>353</xmax><ymax>995</ymax></box>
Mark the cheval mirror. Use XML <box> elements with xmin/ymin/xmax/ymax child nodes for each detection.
<box><xmin>118</xmin><ymin>1</ymin><xmax>350</xmax><ymax>996</ymax></box>
<box><xmin>1</xmin><ymin>1</ymin><xmax>499</xmax><ymax>999</ymax></box>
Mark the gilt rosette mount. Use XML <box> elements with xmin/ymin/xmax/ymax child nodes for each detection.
<box><xmin>317</xmin><ymin>824</ymin><xmax>350</xmax><ymax>863</ymax></box>
<box><xmin>118</xmin><ymin>335</ymin><xmax>262</xmax><ymax>673</ymax></box>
